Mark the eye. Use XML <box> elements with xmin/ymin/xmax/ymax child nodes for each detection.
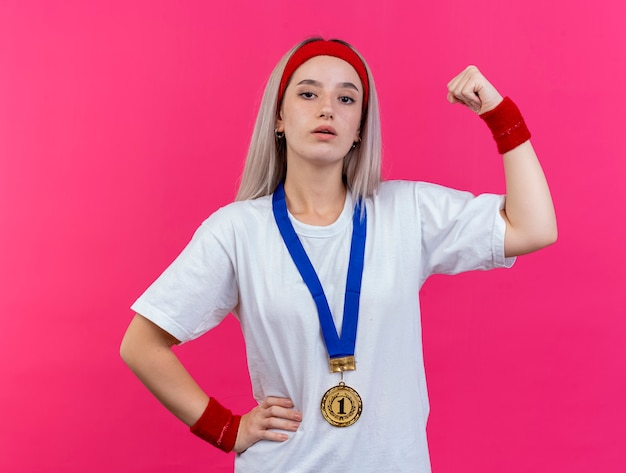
<box><xmin>299</xmin><ymin>91</ymin><xmax>316</xmax><ymax>99</ymax></box>
<box><xmin>339</xmin><ymin>96</ymin><xmax>355</xmax><ymax>104</ymax></box>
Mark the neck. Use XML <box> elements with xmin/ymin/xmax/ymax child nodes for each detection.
<box><xmin>283</xmin><ymin>167</ymin><xmax>346</xmax><ymax>226</ymax></box>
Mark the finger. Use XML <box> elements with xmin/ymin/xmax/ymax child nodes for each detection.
<box><xmin>447</xmin><ymin>91</ymin><xmax>460</xmax><ymax>104</ymax></box>
<box><xmin>449</xmin><ymin>90</ymin><xmax>481</xmax><ymax>113</ymax></box>
<box><xmin>446</xmin><ymin>68</ymin><xmax>466</xmax><ymax>90</ymax></box>
<box><xmin>263</xmin><ymin>396</ymin><xmax>295</xmax><ymax>408</ymax></box>
<box><xmin>261</xmin><ymin>414</ymin><xmax>301</xmax><ymax>432</ymax></box>
<box><xmin>450</xmin><ymin>79</ymin><xmax>482</xmax><ymax>112</ymax></box>
<box><xmin>456</xmin><ymin>74</ymin><xmax>481</xmax><ymax>101</ymax></box>
<box><xmin>258</xmin><ymin>429</ymin><xmax>291</xmax><ymax>442</ymax></box>
<box><xmin>447</xmin><ymin>66</ymin><xmax>485</xmax><ymax>105</ymax></box>
<box><xmin>446</xmin><ymin>65</ymin><xmax>477</xmax><ymax>92</ymax></box>
<box><xmin>264</xmin><ymin>404</ymin><xmax>302</xmax><ymax>422</ymax></box>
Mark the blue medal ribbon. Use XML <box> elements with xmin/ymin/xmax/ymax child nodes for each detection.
<box><xmin>272</xmin><ymin>182</ymin><xmax>366</xmax><ymax>361</ymax></box>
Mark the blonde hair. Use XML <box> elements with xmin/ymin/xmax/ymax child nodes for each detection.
<box><xmin>235</xmin><ymin>38</ymin><xmax>382</xmax><ymax>202</ymax></box>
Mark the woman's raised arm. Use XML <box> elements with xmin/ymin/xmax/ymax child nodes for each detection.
<box><xmin>447</xmin><ymin>65</ymin><xmax>557</xmax><ymax>257</ymax></box>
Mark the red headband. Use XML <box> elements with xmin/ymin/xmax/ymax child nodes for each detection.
<box><xmin>277</xmin><ymin>40</ymin><xmax>369</xmax><ymax>114</ymax></box>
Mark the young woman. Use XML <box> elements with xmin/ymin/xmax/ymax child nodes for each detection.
<box><xmin>120</xmin><ymin>38</ymin><xmax>557</xmax><ymax>472</ymax></box>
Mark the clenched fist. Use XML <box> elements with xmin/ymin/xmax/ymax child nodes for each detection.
<box><xmin>447</xmin><ymin>65</ymin><xmax>503</xmax><ymax>115</ymax></box>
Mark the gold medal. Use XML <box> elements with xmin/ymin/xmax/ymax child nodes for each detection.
<box><xmin>320</xmin><ymin>381</ymin><xmax>362</xmax><ymax>427</ymax></box>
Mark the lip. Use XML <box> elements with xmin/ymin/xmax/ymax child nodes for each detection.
<box><xmin>312</xmin><ymin>125</ymin><xmax>337</xmax><ymax>136</ymax></box>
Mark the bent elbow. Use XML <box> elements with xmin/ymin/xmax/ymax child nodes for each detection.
<box><xmin>119</xmin><ymin>334</ymin><xmax>133</xmax><ymax>366</ymax></box>
<box><xmin>541</xmin><ymin>219</ymin><xmax>559</xmax><ymax>248</ymax></box>
<box><xmin>529</xmin><ymin>225</ymin><xmax>558</xmax><ymax>253</ymax></box>
<box><xmin>119</xmin><ymin>324</ymin><xmax>142</xmax><ymax>368</ymax></box>
<box><xmin>547</xmin><ymin>225</ymin><xmax>558</xmax><ymax>247</ymax></box>
<box><xmin>505</xmin><ymin>223</ymin><xmax>558</xmax><ymax>257</ymax></box>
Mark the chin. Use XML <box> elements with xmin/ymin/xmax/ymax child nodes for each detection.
<box><xmin>288</xmin><ymin>144</ymin><xmax>352</xmax><ymax>167</ymax></box>
<box><xmin>307</xmin><ymin>154</ymin><xmax>347</xmax><ymax>166</ymax></box>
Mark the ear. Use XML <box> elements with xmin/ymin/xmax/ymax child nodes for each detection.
<box><xmin>354</xmin><ymin>128</ymin><xmax>361</xmax><ymax>142</ymax></box>
<box><xmin>275</xmin><ymin>111</ymin><xmax>284</xmax><ymax>133</ymax></box>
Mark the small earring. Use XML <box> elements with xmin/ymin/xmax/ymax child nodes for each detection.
<box><xmin>275</xmin><ymin>130</ymin><xmax>285</xmax><ymax>140</ymax></box>
<box><xmin>351</xmin><ymin>138</ymin><xmax>361</xmax><ymax>149</ymax></box>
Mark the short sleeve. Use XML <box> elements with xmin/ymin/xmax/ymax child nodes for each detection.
<box><xmin>130</xmin><ymin>214</ymin><xmax>239</xmax><ymax>343</ymax></box>
<box><xmin>417</xmin><ymin>182</ymin><xmax>515</xmax><ymax>280</ymax></box>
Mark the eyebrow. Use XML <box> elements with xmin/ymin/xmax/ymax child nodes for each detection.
<box><xmin>296</xmin><ymin>79</ymin><xmax>360</xmax><ymax>92</ymax></box>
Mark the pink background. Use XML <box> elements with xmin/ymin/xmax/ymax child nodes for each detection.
<box><xmin>1</xmin><ymin>0</ymin><xmax>624</xmax><ymax>471</ymax></box>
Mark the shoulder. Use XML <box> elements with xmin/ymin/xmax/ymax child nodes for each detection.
<box><xmin>372</xmin><ymin>180</ymin><xmax>472</xmax><ymax>206</ymax></box>
<box><xmin>195</xmin><ymin>196</ymin><xmax>273</xmax><ymax>241</ymax></box>
<box><xmin>368</xmin><ymin>180</ymin><xmax>497</xmax><ymax>228</ymax></box>
<box><xmin>204</xmin><ymin>195</ymin><xmax>272</xmax><ymax>225</ymax></box>
<box><xmin>376</xmin><ymin>179</ymin><xmax>465</xmax><ymax>195</ymax></box>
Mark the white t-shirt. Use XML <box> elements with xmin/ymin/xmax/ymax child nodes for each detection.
<box><xmin>131</xmin><ymin>180</ymin><xmax>514</xmax><ymax>473</ymax></box>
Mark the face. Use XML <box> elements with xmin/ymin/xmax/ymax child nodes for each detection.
<box><xmin>276</xmin><ymin>55</ymin><xmax>363</xmax><ymax>169</ymax></box>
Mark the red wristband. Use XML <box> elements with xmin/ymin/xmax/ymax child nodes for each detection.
<box><xmin>190</xmin><ymin>398</ymin><xmax>241</xmax><ymax>453</ymax></box>
<box><xmin>480</xmin><ymin>97</ymin><xmax>531</xmax><ymax>154</ymax></box>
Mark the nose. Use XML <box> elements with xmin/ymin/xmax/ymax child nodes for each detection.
<box><xmin>318</xmin><ymin>94</ymin><xmax>334</xmax><ymax>119</ymax></box>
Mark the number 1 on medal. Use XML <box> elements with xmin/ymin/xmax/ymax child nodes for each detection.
<box><xmin>337</xmin><ymin>397</ymin><xmax>346</xmax><ymax>415</ymax></box>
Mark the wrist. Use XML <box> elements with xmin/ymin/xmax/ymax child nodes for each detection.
<box><xmin>190</xmin><ymin>397</ymin><xmax>241</xmax><ymax>453</ymax></box>
<box><xmin>480</xmin><ymin>97</ymin><xmax>531</xmax><ymax>154</ymax></box>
